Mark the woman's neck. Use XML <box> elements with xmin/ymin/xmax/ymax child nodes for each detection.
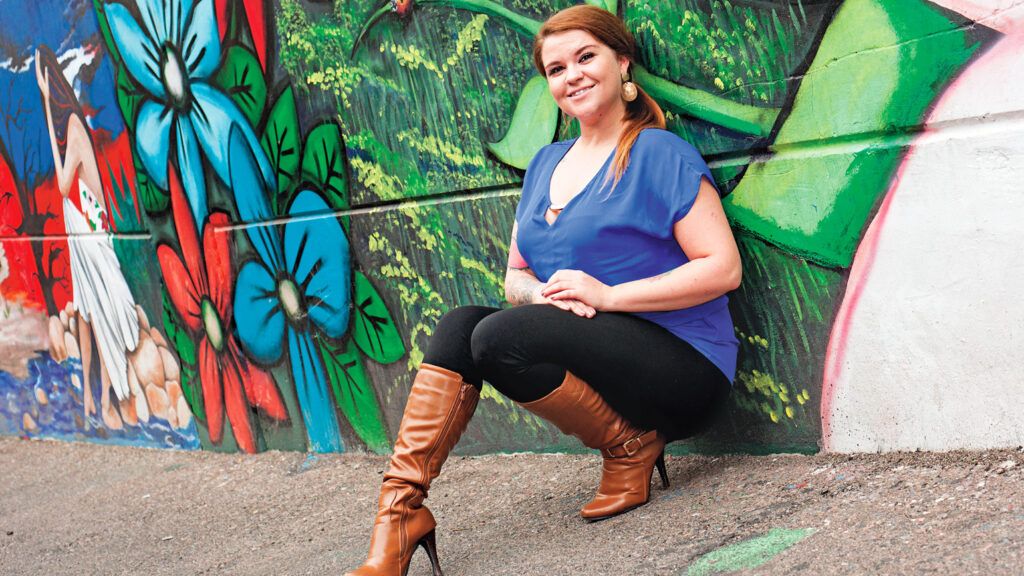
<box><xmin>575</xmin><ymin>105</ymin><xmax>626</xmax><ymax>150</ymax></box>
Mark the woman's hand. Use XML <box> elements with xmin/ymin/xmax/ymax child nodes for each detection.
<box><xmin>525</xmin><ymin>282</ymin><xmax>596</xmax><ymax>318</ymax></box>
<box><xmin>35</xmin><ymin>50</ymin><xmax>49</xmax><ymax>100</ymax></box>
<box><xmin>541</xmin><ymin>269</ymin><xmax>612</xmax><ymax>312</ymax></box>
<box><xmin>505</xmin><ymin>266</ymin><xmax>596</xmax><ymax>318</ymax></box>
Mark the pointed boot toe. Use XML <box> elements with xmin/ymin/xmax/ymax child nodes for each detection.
<box><xmin>579</xmin><ymin>431</ymin><xmax>667</xmax><ymax>521</ymax></box>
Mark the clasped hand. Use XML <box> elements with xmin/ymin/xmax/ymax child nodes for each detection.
<box><xmin>534</xmin><ymin>269</ymin><xmax>611</xmax><ymax>319</ymax></box>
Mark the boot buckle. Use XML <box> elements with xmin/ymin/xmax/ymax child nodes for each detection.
<box><xmin>621</xmin><ymin>436</ymin><xmax>644</xmax><ymax>457</ymax></box>
<box><xmin>603</xmin><ymin>430</ymin><xmax>658</xmax><ymax>458</ymax></box>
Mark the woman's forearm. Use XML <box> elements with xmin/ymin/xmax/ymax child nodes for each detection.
<box><xmin>505</xmin><ymin>267</ymin><xmax>543</xmax><ymax>305</ymax></box>
<box><xmin>605</xmin><ymin>255</ymin><xmax>741</xmax><ymax>313</ymax></box>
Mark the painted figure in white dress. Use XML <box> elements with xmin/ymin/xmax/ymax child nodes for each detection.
<box><xmin>35</xmin><ymin>45</ymin><xmax>141</xmax><ymax>429</ymax></box>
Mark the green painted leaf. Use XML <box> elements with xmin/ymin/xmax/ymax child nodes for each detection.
<box><xmin>584</xmin><ymin>0</ymin><xmax>617</xmax><ymax>14</ymax></box>
<box><xmin>352</xmin><ymin>271</ymin><xmax>405</xmax><ymax>364</ymax></box>
<box><xmin>300</xmin><ymin>122</ymin><xmax>348</xmax><ymax>211</ymax></box>
<box><xmin>104</xmin><ymin>164</ymin><xmax>141</xmax><ymax>232</ymax></box>
<box><xmin>213</xmin><ymin>45</ymin><xmax>267</xmax><ymax>128</ymax></box>
<box><xmin>161</xmin><ymin>288</ymin><xmax>203</xmax><ymax>423</ymax></box>
<box><xmin>134</xmin><ymin>157</ymin><xmax>168</xmax><ymax>214</ymax></box>
<box><xmin>260</xmin><ymin>86</ymin><xmax>301</xmax><ymax>213</ymax></box>
<box><xmin>486</xmin><ymin>74</ymin><xmax>559</xmax><ymax>170</ymax></box>
<box><xmin>115</xmin><ymin>66</ymin><xmax>144</xmax><ymax>128</ymax></box>
<box><xmin>399</xmin><ymin>0</ymin><xmax>541</xmax><ymax>38</ymax></box>
<box><xmin>722</xmin><ymin>0</ymin><xmax>983</xmax><ymax>268</ymax></box>
<box><xmin>320</xmin><ymin>338</ymin><xmax>389</xmax><ymax>452</ymax></box>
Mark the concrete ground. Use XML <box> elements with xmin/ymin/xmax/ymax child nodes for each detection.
<box><xmin>1</xmin><ymin>436</ymin><xmax>1022</xmax><ymax>575</ymax></box>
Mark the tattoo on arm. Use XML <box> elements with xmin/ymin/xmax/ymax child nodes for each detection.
<box><xmin>506</xmin><ymin>267</ymin><xmax>542</xmax><ymax>305</ymax></box>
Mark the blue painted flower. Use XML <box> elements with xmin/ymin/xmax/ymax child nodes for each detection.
<box><xmin>228</xmin><ymin>128</ymin><xmax>351</xmax><ymax>452</ymax></box>
<box><xmin>105</xmin><ymin>0</ymin><xmax>274</xmax><ymax>225</ymax></box>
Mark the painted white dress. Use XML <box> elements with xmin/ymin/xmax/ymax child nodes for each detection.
<box><xmin>64</xmin><ymin>178</ymin><xmax>139</xmax><ymax>401</ymax></box>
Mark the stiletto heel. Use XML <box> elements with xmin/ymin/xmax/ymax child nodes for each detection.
<box><xmin>655</xmin><ymin>451</ymin><xmax>669</xmax><ymax>489</ymax></box>
<box><xmin>345</xmin><ymin>365</ymin><xmax>477</xmax><ymax>576</ymax></box>
<box><xmin>417</xmin><ymin>529</ymin><xmax>444</xmax><ymax>576</ymax></box>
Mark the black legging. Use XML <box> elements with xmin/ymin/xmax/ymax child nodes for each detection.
<box><xmin>423</xmin><ymin>304</ymin><xmax>731</xmax><ymax>441</ymax></box>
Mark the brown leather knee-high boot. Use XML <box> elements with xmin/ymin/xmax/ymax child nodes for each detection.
<box><xmin>346</xmin><ymin>364</ymin><xmax>479</xmax><ymax>576</ymax></box>
<box><xmin>519</xmin><ymin>371</ymin><xmax>668</xmax><ymax>521</ymax></box>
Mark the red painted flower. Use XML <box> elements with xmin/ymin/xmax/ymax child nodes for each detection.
<box><xmin>157</xmin><ymin>164</ymin><xmax>287</xmax><ymax>453</ymax></box>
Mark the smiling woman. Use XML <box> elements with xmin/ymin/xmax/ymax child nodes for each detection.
<box><xmin>533</xmin><ymin>8</ymin><xmax>665</xmax><ymax>192</ymax></box>
<box><xmin>345</xmin><ymin>5</ymin><xmax>742</xmax><ymax>576</ymax></box>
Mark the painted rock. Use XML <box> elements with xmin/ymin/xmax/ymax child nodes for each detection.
<box><xmin>145</xmin><ymin>383</ymin><xmax>170</xmax><ymax>422</ymax></box>
<box><xmin>166</xmin><ymin>380</ymin><xmax>183</xmax><ymax>410</ymax></box>
<box><xmin>175</xmin><ymin>395</ymin><xmax>192</xmax><ymax>428</ymax></box>
<box><xmin>64</xmin><ymin>332</ymin><xmax>80</xmax><ymax>360</ymax></box>
<box><xmin>149</xmin><ymin>327</ymin><xmax>167</xmax><ymax>348</ymax></box>
<box><xmin>135</xmin><ymin>384</ymin><xmax>151</xmax><ymax>424</ymax></box>
<box><xmin>135</xmin><ymin>304</ymin><xmax>150</xmax><ymax>332</ymax></box>
<box><xmin>159</xmin><ymin>346</ymin><xmax>180</xmax><ymax>383</ymax></box>
<box><xmin>127</xmin><ymin>362</ymin><xmax>141</xmax><ymax>396</ymax></box>
<box><xmin>121</xmin><ymin>395</ymin><xmax>139</xmax><ymax>426</ymax></box>
<box><xmin>129</xmin><ymin>332</ymin><xmax>164</xmax><ymax>388</ymax></box>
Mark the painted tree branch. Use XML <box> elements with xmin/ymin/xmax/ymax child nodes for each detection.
<box><xmin>633</xmin><ymin>67</ymin><xmax>778</xmax><ymax>137</ymax></box>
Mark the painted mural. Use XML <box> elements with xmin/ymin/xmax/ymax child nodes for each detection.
<box><xmin>0</xmin><ymin>0</ymin><xmax>197</xmax><ymax>448</ymax></box>
<box><xmin>0</xmin><ymin>0</ymin><xmax>1018</xmax><ymax>454</ymax></box>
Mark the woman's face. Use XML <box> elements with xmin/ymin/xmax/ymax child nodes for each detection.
<box><xmin>540</xmin><ymin>29</ymin><xmax>628</xmax><ymax>124</ymax></box>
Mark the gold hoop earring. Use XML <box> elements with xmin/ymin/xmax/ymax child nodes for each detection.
<box><xmin>618</xmin><ymin>73</ymin><xmax>634</xmax><ymax>101</ymax></box>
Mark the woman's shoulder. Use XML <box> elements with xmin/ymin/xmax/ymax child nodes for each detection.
<box><xmin>541</xmin><ymin>138</ymin><xmax>575</xmax><ymax>158</ymax></box>
<box><xmin>524</xmin><ymin>139</ymin><xmax>574</xmax><ymax>172</ymax></box>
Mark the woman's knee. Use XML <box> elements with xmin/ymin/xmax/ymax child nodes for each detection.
<box><xmin>469</xmin><ymin>314</ymin><xmax>498</xmax><ymax>368</ymax></box>
<box><xmin>470</xmin><ymin>307</ymin><xmax>569</xmax><ymax>401</ymax></box>
<box><xmin>469</xmin><ymin>306</ymin><xmax>540</xmax><ymax>368</ymax></box>
<box><xmin>434</xmin><ymin>306</ymin><xmax>496</xmax><ymax>341</ymax></box>
<box><xmin>423</xmin><ymin>306</ymin><xmax>497</xmax><ymax>378</ymax></box>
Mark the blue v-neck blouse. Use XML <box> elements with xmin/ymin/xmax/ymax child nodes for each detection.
<box><xmin>514</xmin><ymin>128</ymin><xmax>738</xmax><ymax>382</ymax></box>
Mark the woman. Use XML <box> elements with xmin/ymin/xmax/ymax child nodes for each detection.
<box><xmin>346</xmin><ymin>5</ymin><xmax>740</xmax><ymax>575</ymax></box>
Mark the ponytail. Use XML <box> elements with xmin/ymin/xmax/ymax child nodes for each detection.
<box><xmin>610</xmin><ymin>80</ymin><xmax>664</xmax><ymax>187</ymax></box>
